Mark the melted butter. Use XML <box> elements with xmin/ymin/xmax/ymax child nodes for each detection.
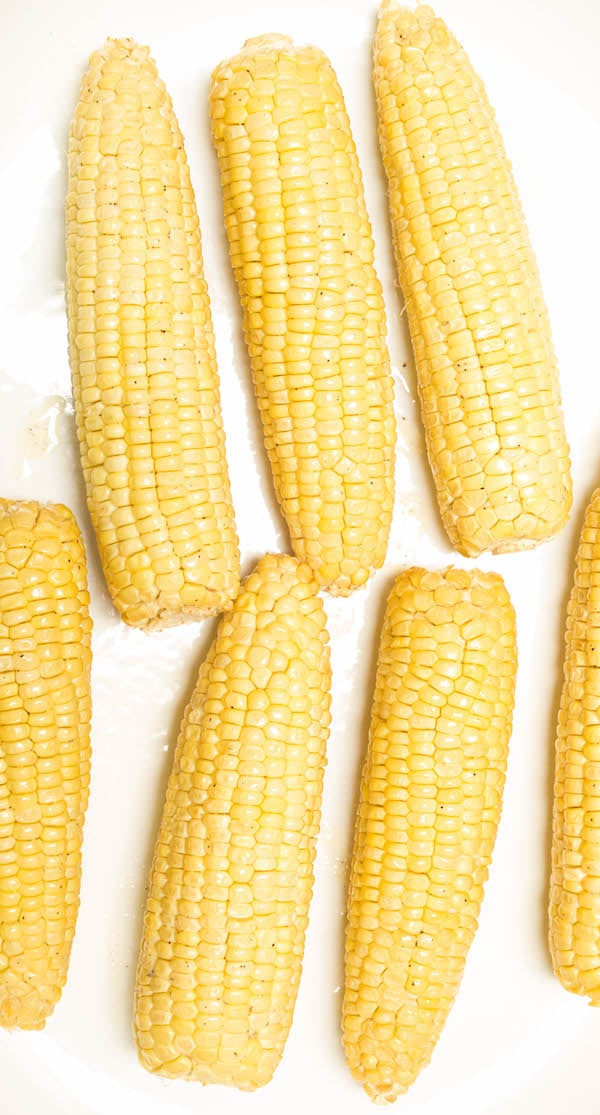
<box><xmin>20</xmin><ymin>394</ymin><xmax>70</xmax><ymax>477</ymax></box>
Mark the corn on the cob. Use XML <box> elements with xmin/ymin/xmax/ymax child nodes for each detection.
<box><xmin>66</xmin><ymin>38</ymin><xmax>240</xmax><ymax>629</ymax></box>
<box><xmin>210</xmin><ymin>36</ymin><xmax>395</xmax><ymax>595</ymax></box>
<box><xmin>550</xmin><ymin>489</ymin><xmax>600</xmax><ymax>1001</ymax></box>
<box><xmin>374</xmin><ymin>2</ymin><xmax>571</xmax><ymax>557</ymax></box>
<box><xmin>343</xmin><ymin>566</ymin><xmax>516</xmax><ymax>1101</ymax></box>
<box><xmin>134</xmin><ymin>552</ymin><xmax>331</xmax><ymax>1088</ymax></box>
<box><xmin>0</xmin><ymin>499</ymin><xmax>92</xmax><ymax>1030</ymax></box>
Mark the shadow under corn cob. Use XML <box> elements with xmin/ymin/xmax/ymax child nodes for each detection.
<box><xmin>66</xmin><ymin>38</ymin><xmax>239</xmax><ymax>629</ymax></box>
<box><xmin>210</xmin><ymin>35</ymin><xmax>396</xmax><ymax>596</ymax></box>
<box><xmin>374</xmin><ymin>2</ymin><xmax>571</xmax><ymax>556</ymax></box>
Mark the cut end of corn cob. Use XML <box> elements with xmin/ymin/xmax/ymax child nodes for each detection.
<box><xmin>374</xmin><ymin>2</ymin><xmax>571</xmax><ymax>557</ymax></box>
<box><xmin>210</xmin><ymin>36</ymin><xmax>396</xmax><ymax>595</ymax></box>
<box><xmin>66</xmin><ymin>37</ymin><xmax>240</xmax><ymax>629</ymax></box>
<box><xmin>343</xmin><ymin>565</ymin><xmax>517</xmax><ymax>1100</ymax></box>
<box><xmin>0</xmin><ymin>499</ymin><xmax>92</xmax><ymax>1030</ymax></box>
<box><xmin>134</xmin><ymin>552</ymin><xmax>331</xmax><ymax>1088</ymax></box>
<box><xmin>550</xmin><ymin>488</ymin><xmax>600</xmax><ymax>1002</ymax></box>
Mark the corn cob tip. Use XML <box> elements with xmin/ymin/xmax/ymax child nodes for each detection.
<box><xmin>376</xmin><ymin>3</ymin><xmax>453</xmax><ymax>53</ymax></box>
<box><xmin>393</xmin><ymin>564</ymin><xmax>514</xmax><ymax>615</ymax></box>
<box><xmin>91</xmin><ymin>36</ymin><xmax>150</xmax><ymax>62</ymax></box>
<box><xmin>378</xmin><ymin>2</ymin><xmax>436</xmax><ymax>24</ymax></box>
<box><xmin>242</xmin><ymin>33</ymin><xmax>294</xmax><ymax>51</ymax></box>
<box><xmin>377</xmin><ymin>0</ymin><xmax>400</xmax><ymax>17</ymax></box>
<box><xmin>242</xmin><ymin>552</ymin><xmax>322</xmax><ymax>600</ymax></box>
<box><xmin>210</xmin><ymin>33</ymin><xmax>299</xmax><ymax>91</ymax></box>
<box><xmin>0</xmin><ymin>497</ymin><xmax>83</xmax><ymax>538</ymax></box>
<box><xmin>84</xmin><ymin>37</ymin><xmax>153</xmax><ymax>85</ymax></box>
<box><xmin>0</xmin><ymin>989</ymin><xmax>50</xmax><ymax>1032</ymax></box>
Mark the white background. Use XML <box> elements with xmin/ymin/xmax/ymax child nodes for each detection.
<box><xmin>0</xmin><ymin>0</ymin><xmax>599</xmax><ymax>1111</ymax></box>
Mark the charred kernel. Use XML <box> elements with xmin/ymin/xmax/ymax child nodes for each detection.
<box><xmin>210</xmin><ymin>35</ymin><xmax>395</xmax><ymax>596</ymax></box>
<box><xmin>343</xmin><ymin>565</ymin><xmax>516</xmax><ymax>1101</ymax></box>
<box><xmin>134</xmin><ymin>554</ymin><xmax>331</xmax><ymax>1089</ymax></box>
<box><xmin>550</xmin><ymin>489</ymin><xmax>600</xmax><ymax>1003</ymax></box>
<box><xmin>0</xmin><ymin>500</ymin><xmax>92</xmax><ymax>1031</ymax></box>
<box><xmin>374</xmin><ymin>2</ymin><xmax>571</xmax><ymax>557</ymax></box>
<box><xmin>67</xmin><ymin>38</ymin><xmax>240</xmax><ymax>630</ymax></box>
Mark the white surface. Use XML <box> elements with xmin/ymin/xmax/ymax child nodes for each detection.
<box><xmin>0</xmin><ymin>0</ymin><xmax>599</xmax><ymax>1111</ymax></box>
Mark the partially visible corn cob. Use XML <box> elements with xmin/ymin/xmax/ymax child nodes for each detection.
<box><xmin>374</xmin><ymin>2</ymin><xmax>571</xmax><ymax>557</ymax></box>
<box><xmin>343</xmin><ymin>566</ymin><xmax>516</xmax><ymax>1101</ymax></box>
<box><xmin>550</xmin><ymin>489</ymin><xmax>600</xmax><ymax>1001</ymax></box>
<box><xmin>210</xmin><ymin>36</ymin><xmax>396</xmax><ymax>595</ymax></box>
<box><xmin>134</xmin><ymin>553</ymin><xmax>331</xmax><ymax>1088</ymax></box>
<box><xmin>0</xmin><ymin>500</ymin><xmax>92</xmax><ymax>1030</ymax></box>
<box><xmin>66</xmin><ymin>38</ymin><xmax>240</xmax><ymax>629</ymax></box>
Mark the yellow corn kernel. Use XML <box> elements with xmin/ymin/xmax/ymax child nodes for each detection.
<box><xmin>134</xmin><ymin>553</ymin><xmax>331</xmax><ymax>1088</ymax></box>
<box><xmin>374</xmin><ymin>2</ymin><xmax>571</xmax><ymax>556</ymax></box>
<box><xmin>343</xmin><ymin>566</ymin><xmax>516</xmax><ymax>1101</ymax></box>
<box><xmin>550</xmin><ymin>488</ymin><xmax>600</xmax><ymax>1001</ymax></box>
<box><xmin>0</xmin><ymin>499</ymin><xmax>92</xmax><ymax>1030</ymax></box>
<box><xmin>210</xmin><ymin>36</ymin><xmax>395</xmax><ymax>595</ymax></box>
<box><xmin>66</xmin><ymin>38</ymin><xmax>240</xmax><ymax>629</ymax></box>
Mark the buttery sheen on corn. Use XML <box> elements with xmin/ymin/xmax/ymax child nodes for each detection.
<box><xmin>66</xmin><ymin>38</ymin><xmax>239</xmax><ymax>629</ymax></box>
<box><xmin>550</xmin><ymin>489</ymin><xmax>600</xmax><ymax>1002</ymax></box>
<box><xmin>374</xmin><ymin>2</ymin><xmax>571</xmax><ymax>556</ymax></box>
<box><xmin>343</xmin><ymin>567</ymin><xmax>516</xmax><ymax>1101</ymax></box>
<box><xmin>134</xmin><ymin>553</ymin><xmax>331</xmax><ymax>1088</ymax></box>
<box><xmin>0</xmin><ymin>500</ymin><xmax>92</xmax><ymax>1030</ymax></box>
<box><xmin>210</xmin><ymin>36</ymin><xmax>395</xmax><ymax>595</ymax></box>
